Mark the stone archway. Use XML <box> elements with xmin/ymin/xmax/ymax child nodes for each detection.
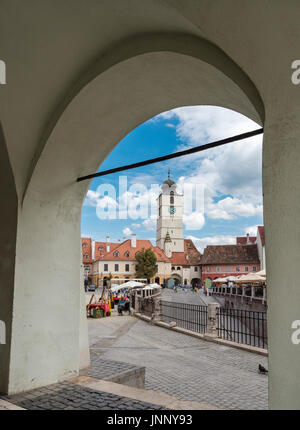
<box><xmin>1</xmin><ymin>2</ymin><xmax>299</xmax><ymax>409</ymax></box>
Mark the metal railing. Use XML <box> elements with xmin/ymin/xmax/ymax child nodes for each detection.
<box><xmin>217</xmin><ymin>307</ymin><xmax>267</xmax><ymax>349</ymax></box>
<box><xmin>160</xmin><ymin>300</ymin><xmax>208</xmax><ymax>334</ymax></box>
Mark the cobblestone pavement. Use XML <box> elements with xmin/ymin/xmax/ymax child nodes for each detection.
<box><xmin>93</xmin><ymin>315</ymin><xmax>268</xmax><ymax>410</ymax></box>
<box><xmin>2</xmin><ymin>382</ymin><xmax>164</xmax><ymax>410</ymax></box>
<box><xmin>80</xmin><ymin>357</ymin><xmax>142</xmax><ymax>380</ymax></box>
<box><xmin>161</xmin><ymin>288</ymin><xmax>222</xmax><ymax>306</ymax></box>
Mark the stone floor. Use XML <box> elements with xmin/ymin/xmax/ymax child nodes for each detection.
<box><xmin>91</xmin><ymin>313</ymin><xmax>268</xmax><ymax>410</ymax></box>
<box><xmin>2</xmin><ymin>382</ymin><xmax>164</xmax><ymax>410</ymax></box>
<box><xmin>2</xmin><ymin>301</ymin><xmax>268</xmax><ymax>410</ymax></box>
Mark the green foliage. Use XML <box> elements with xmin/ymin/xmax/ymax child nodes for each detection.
<box><xmin>135</xmin><ymin>248</ymin><xmax>158</xmax><ymax>279</ymax></box>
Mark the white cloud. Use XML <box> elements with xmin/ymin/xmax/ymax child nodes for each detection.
<box><xmin>187</xmin><ymin>234</ymin><xmax>236</xmax><ymax>253</ymax></box>
<box><xmin>156</xmin><ymin>106</ymin><xmax>263</xmax><ymax>222</ymax></box>
<box><xmin>123</xmin><ymin>227</ymin><xmax>133</xmax><ymax>236</ymax></box>
<box><xmin>142</xmin><ymin>215</ymin><xmax>157</xmax><ymax>231</ymax></box>
<box><xmin>131</xmin><ymin>223</ymin><xmax>141</xmax><ymax>229</ymax></box>
<box><xmin>84</xmin><ymin>106</ymin><xmax>263</xmax><ymax>226</ymax></box>
<box><xmin>183</xmin><ymin>211</ymin><xmax>205</xmax><ymax>230</ymax></box>
<box><xmin>206</xmin><ymin>197</ymin><xmax>263</xmax><ymax>220</ymax></box>
<box><xmin>244</xmin><ymin>225</ymin><xmax>259</xmax><ymax>236</ymax></box>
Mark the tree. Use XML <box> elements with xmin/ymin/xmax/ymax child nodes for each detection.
<box><xmin>135</xmin><ymin>248</ymin><xmax>158</xmax><ymax>279</ymax></box>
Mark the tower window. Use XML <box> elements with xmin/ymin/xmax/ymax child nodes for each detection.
<box><xmin>170</xmin><ymin>196</ymin><xmax>174</xmax><ymax>204</ymax></box>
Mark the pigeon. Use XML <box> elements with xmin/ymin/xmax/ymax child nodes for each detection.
<box><xmin>258</xmin><ymin>364</ymin><xmax>268</xmax><ymax>374</ymax></box>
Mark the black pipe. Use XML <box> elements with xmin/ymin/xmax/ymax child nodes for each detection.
<box><xmin>77</xmin><ymin>128</ymin><xmax>263</xmax><ymax>182</ymax></box>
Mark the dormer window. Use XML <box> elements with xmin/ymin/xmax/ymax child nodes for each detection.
<box><xmin>125</xmin><ymin>251</ymin><xmax>130</xmax><ymax>257</ymax></box>
<box><xmin>114</xmin><ymin>251</ymin><xmax>119</xmax><ymax>257</ymax></box>
<box><xmin>82</xmin><ymin>243</ymin><xmax>87</xmax><ymax>248</ymax></box>
<box><xmin>98</xmin><ymin>246</ymin><xmax>103</xmax><ymax>251</ymax></box>
<box><xmin>85</xmin><ymin>254</ymin><xmax>89</xmax><ymax>259</ymax></box>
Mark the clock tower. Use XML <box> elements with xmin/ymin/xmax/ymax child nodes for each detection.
<box><xmin>156</xmin><ymin>170</ymin><xmax>184</xmax><ymax>255</ymax></box>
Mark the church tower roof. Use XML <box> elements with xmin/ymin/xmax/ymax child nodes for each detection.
<box><xmin>163</xmin><ymin>168</ymin><xmax>175</xmax><ymax>187</ymax></box>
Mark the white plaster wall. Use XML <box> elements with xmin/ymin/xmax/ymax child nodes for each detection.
<box><xmin>1</xmin><ymin>0</ymin><xmax>300</xmax><ymax>409</ymax></box>
<box><xmin>8</xmin><ymin>189</ymin><xmax>83</xmax><ymax>393</ymax></box>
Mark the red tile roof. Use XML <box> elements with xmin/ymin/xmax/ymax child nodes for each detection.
<box><xmin>95</xmin><ymin>239</ymin><xmax>171</xmax><ymax>263</ymax></box>
<box><xmin>201</xmin><ymin>244</ymin><xmax>259</xmax><ymax>265</ymax></box>
<box><xmin>94</xmin><ymin>241</ymin><xmax>119</xmax><ymax>260</ymax></box>
<box><xmin>171</xmin><ymin>240</ymin><xmax>201</xmax><ymax>266</ymax></box>
<box><xmin>81</xmin><ymin>238</ymin><xmax>92</xmax><ymax>263</ymax></box>
<box><xmin>257</xmin><ymin>226</ymin><xmax>265</xmax><ymax>246</ymax></box>
<box><xmin>236</xmin><ymin>236</ymin><xmax>256</xmax><ymax>245</ymax></box>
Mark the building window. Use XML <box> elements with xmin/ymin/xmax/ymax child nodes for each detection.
<box><xmin>125</xmin><ymin>251</ymin><xmax>130</xmax><ymax>257</ymax></box>
<box><xmin>85</xmin><ymin>254</ymin><xmax>89</xmax><ymax>259</ymax></box>
<box><xmin>245</xmin><ymin>266</ymin><xmax>249</xmax><ymax>272</ymax></box>
<box><xmin>114</xmin><ymin>251</ymin><xmax>119</xmax><ymax>257</ymax></box>
<box><xmin>98</xmin><ymin>247</ymin><xmax>103</xmax><ymax>251</ymax></box>
<box><xmin>104</xmin><ymin>264</ymin><xmax>108</xmax><ymax>272</ymax></box>
<box><xmin>171</xmin><ymin>266</ymin><xmax>175</xmax><ymax>271</ymax></box>
<box><xmin>177</xmin><ymin>266</ymin><xmax>181</xmax><ymax>270</ymax></box>
<box><xmin>82</xmin><ymin>243</ymin><xmax>87</xmax><ymax>248</ymax></box>
<box><xmin>207</xmin><ymin>267</ymin><xmax>210</xmax><ymax>272</ymax></box>
<box><xmin>125</xmin><ymin>264</ymin><xmax>130</xmax><ymax>272</ymax></box>
<box><xmin>217</xmin><ymin>267</ymin><xmax>220</xmax><ymax>272</ymax></box>
<box><xmin>226</xmin><ymin>266</ymin><xmax>230</xmax><ymax>272</ymax></box>
<box><xmin>236</xmin><ymin>266</ymin><xmax>240</xmax><ymax>272</ymax></box>
<box><xmin>253</xmin><ymin>266</ymin><xmax>257</xmax><ymax>272</ymax></box>
<box><xmin>114</xmin><ymin>264</ymin><xmax>119</xmax><ymax>272</ymax></box>
<box><xmin>170</xmin><ymin>196</ymin><xmax>174</xmax><ymax>204</ymax></box>
<box><xmin>194</xmin><ymin>266</ymin><xmax>198</xmax><ymax>272</ymax></box>
<box><xmin>158</xmin><ymin>207</ymin><xmax>161</xmax><ymax>216</ymax></box>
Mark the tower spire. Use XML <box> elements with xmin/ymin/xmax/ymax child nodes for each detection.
<box><xmin>168</xmin><ymin>168</ymin><xmax>170</xmax><ymax>180</ymax></box>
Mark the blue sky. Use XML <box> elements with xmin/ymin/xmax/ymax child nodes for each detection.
<box><xmin>81</xmin><ymin>106</ymin><xmax>263</xmax><ymax>252</ymax></box>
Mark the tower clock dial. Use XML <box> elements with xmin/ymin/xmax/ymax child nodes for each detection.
<box><xmin>169</xmin><ymin>205</ymin><xmax>176</xmax><ymax>215</ymax></box>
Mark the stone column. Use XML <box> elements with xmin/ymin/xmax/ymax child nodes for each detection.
<box><xmin>206</xmin><ymin>302</ymin><xmax>220</xmax><ymax>338</ymax></box>
<box><xmin>152</xmin><ymin>292</ymin><xmax>161</xmax><ymax>321</ymax></box>
<box><xmin>263</xmin><ymin>103</ymin><xmax>300</xmax><ymax>409</ymax></box>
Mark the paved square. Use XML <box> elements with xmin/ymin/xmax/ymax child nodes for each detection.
<box><xmin>90</xmin><ymin>314</ymin><xmax>268</xmax><ymax>410</ymax></box>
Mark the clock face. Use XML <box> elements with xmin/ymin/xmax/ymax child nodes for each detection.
<box><xmin>169</xmin><ymin>205</ymin><xmax>176</xmax><ymax>215</ymax></box>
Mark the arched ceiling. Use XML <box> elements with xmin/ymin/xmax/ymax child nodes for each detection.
<box><xmin>26</xmin><ymin>48</ymin><xmax>263</xmax><ymax>203</ymax></box>
<box><xmin>1</xmin><ymin>0</ymin><xmax>299</xmax><ymax>203</ymax></box>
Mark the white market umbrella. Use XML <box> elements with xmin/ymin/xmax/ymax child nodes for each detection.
<box><xmin>213</xmin><ymin>277</ymin><xmax>228</xmax><ymax>283</ymax></box>
<box><xmin>226</xmin><ymin>276</ymin><xmax>239</xmax><ymax>282</ymax></box>
<box><xmin>144</xmin><ymin>283</ymin><xmax>162</xmax><ymax>289</ymax></box>
<box><xmin>118</xmin><ymin>280</ymin><xmax>145</xmax><ymax>289</ymax></box>
<box><xmin>235</xmin><ymin>273</ymin><xmax>266</xmax><ymax>284</ymax></box>
<box><xmin>256</xmin><ymin>269</ymin><xmax>266</xmax><ymax>277</ymax></box>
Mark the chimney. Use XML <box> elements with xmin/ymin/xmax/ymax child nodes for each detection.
<box><xmin>92</xmin><ymin>240</ymin><xmax>95</xmax><ymax>260</ymax></box>
<box><xmin>246</xmin><ymin>233</ymin><xmax>250</xmax><ymax>245</ymax></box>
<box><xmin>106</xmin><ymin>236</ymin><xmax>110</xmax><ymax>253</ymax></box>
<box><xmin>131</xmin><ymin>233</ymin><xmax>136</xmax><ymax>248</ymax></box>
